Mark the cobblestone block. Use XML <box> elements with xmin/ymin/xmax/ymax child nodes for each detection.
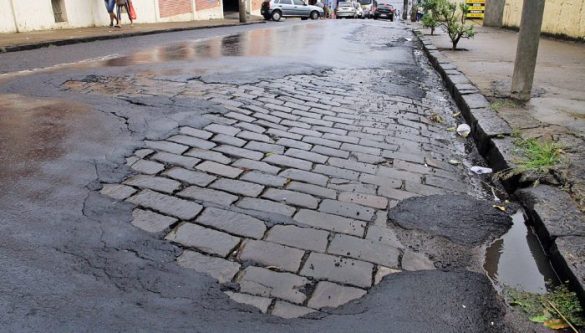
<box><xmin>257</xmin><ymin>120</ymin><xmax>287</xmax><ymax>131</ymax></box>
<box><xmin>393</xmin><ymin>159</ymin><xmax>432</xmax><ymax>175</ymax></box>
<box><xmin>196</xmin><ymin>207</ymin><xmax>266</xmax><ymax>239</ymax></box>
<box><xmin>272</xmin><ymin>301</ymin><xmax>316</xmax><ymax>319</ymax></box>
<box><xmin>214</xmin><ymin>145</ymin><xmax>264</xmax><ymax>161</ymax></box>
<box><xmin>300</xmin><ymin>253</ymin><xmax>373</xmax><ymax>288</ymax></box>
<box><xmin>359</xmin><ymin>139</ymin><xmax>398</xmax><ymax>151</ymax></box>
<box><xmin>144</xmin><ymin>140</ymin><xmax>188</xmax><ymax>154</ymax></box>
<box><xmin>177</xmin><ymin>186</ymin><xmax>238</xmax><ymax>206</ymax></box>
<box><xmin>165</xmin><ymin>223</ymin><xmax>240</xmax><ymax>257</ymax></box>
<box><xmin>279</xmin><ymin>169</ymin><xmax>329</xmax><ymax>186</ymax></box>
<box><xmin>185</xmin><ymin>148</ymin><xmax>232</xmax><ymax>164</ymax></box>
<box><xmin>224</xmin><ymin>292</ymin><xmax>272</xmax><ymax>313</ymax></box>
<box><xmin>314</xmin><ymin>165</ymin><xmax>359</xmax><ymax>181</ymax></box>
<box><xmin>263</xmin><ymin>155</ymin><xmax>312</xmax><ymax>171</ymax></box>
<box><xmin>322</xmin><ymin>133</ymin><xmax>359</xmax><ymax>144</ymax></box>
<box><xmin>340</xmin><ymin>143</ymin><xmax>381</xmax><ymax>156</ymax></box>
<box><xmin>131</xmin><ymin>208</ymin><xmax>177</xmax><ymax>233</ymax></box>
<box><xmin>276</xmin><ymin>138</ymin><xmax>312</xmax><ymax>151</ymax></box>
<box><xmin>238</xmin><ymin>266</ymin><xmax>309</xmax><ymax>304</ymax></box>
<box><xmin>212</xmin><ymin>134</ymin><xmax>247</xmax><ymax>147</ymax></box>
<box><xmin>266</xmin><ymin>224</ymin><xmax>329</xmax><ymax>252</ymax></box>
<box><xmin>254</xmin><ymin>112</ymin><xmax>282</xmax><ymax>124</ymax></box>
<box><xmin>196</xmin><ymin>161</ymin><xmax>244</xmax><ymax>178</ymax></box>
<box><xmin>303</xmin><ymin>136</ymin><xmax>342</xmax><ymax>149</ymax></box>
<box><xmin>286</xmin><ymin>181</ymin><xmax>336</xmax><ymax>199</ymax></box>
<box><xmin>265</xmin><ymin>103</ymin><xmax>292</xmax><ymax>113</ymax></box>
<box><xmin>225</xmin><ymin>111</ymin><xmax>256</xmax><ymax>123</ymax></box>
<box><xmin>237</xmin><ymin>131</ymin><xmax>272</xmax><ymax>143</ymax></box>
<box><xmin>179</xmin><ymin>127</ymin><xmax>213</xmax><ymax>140</ymax></box>
<box><xmin>128</xmin><ymin>190</ymin><xmax>202</xmax><ymax>220</ymax></box>
<box><xmin>382</xmin><ymin>150</ymin><xmax>426</xmax><ymax>164</ymax></box>
<box><xmin>300</xmin><ymin>117</ymin><xmax>333</xmax><ymax>127</ymax></box>
<box><xmin>245</xmin><ymin>141</ymin><xmax>285</xmax><ymax>154</ymax></box>
<box><xmin>328</xmin><ymin>157</ymin><xmax>377</xmax><ymax>174</ymax></box>
<box><xmin>281</xmin><ymin>120</ymin><xmax>311</xmax><ymax>129</ymax></box>
<box><xmin>292</xmin><ymin>110</ymin><xmax>322</xmax><ymax>119</ymax></box>
<box><xmin>401</xmin><ymin>250</ymin><xmax>435</xmax><ymax>271</ymax></box>
<box><xmin>290</xmin><ymin>128</ymin><xmax>322</xmax><ymax>137</ymax></box>
<box><xmin>178</xmin><ymin>250</ymin><xmax>241</xmax><ymax>283</ymax></box>
<box><xmin>311</xmin><ymin>145</ymin><xmax>350</xmax><ymax>159</ymax></box>
<box><xmin>377</xmin><ymin>166</ymin><xmax>422</xmax><ymax>183</ymax></box>
<box><xmin>377</xmin><ymin>187</ymin><xmax>418</xmax><ymax>201</ymax></box>
<box><xmin>134</xmin><ymin>149</ymin><xmax>154</xmax><ymax>158</ymax></box>
<box><xmin>404</xmin><ymin>182</ymin><xmax>446</xmax><ymax>195</ymax></box>
<box><xmin>130</xmin><ymin>159</ymin><xmax>165</xmax><ymax>175</ymax></box>
<box><xmin>313</xmin><ymin>126</ymin><xmax>347</xmax><ymax>136</ymax></box>
<box><xmin>328</xmin><ymin>234</ymin><xmax>400</xmax><ymax>267</ymax></box>
<box><xmin>374</xmin><ymin>267</ymin><xmax>401</xmax><ymax>285</ymax></box>
<box><xmin>272</xmin><ymin>111</ymin><xmax>299</xmax><ymax>121</ymax></box>
<box><xmin>338</xmin><ymin>192</ymin><xmax>388</xmax><ymax>209</ymax></box>
<box><xmin>168</xmin><ymin>135</ymin><xmax>216</xmax><ymax>150</ymax></box>
<box><xmin>238</xmin><ymin>240</ymin><xmax>305</xmax><ymax>272</ymax></box>
<box><xmin>237</xmin><ymin>198</ymin><xmax>296</xmax><ymax>217</ymax></box>
<box><xmin>359</xmin><ymin>174</ymin><xmax>401</xmax><ymax>189</ymax></box>
<box><xmin>294</xmin><ymin>210</ymin><xmax>365</xmax><ymax>236</ymax></box>
<box><xmin>100</xmin><ymin>184</ymin><xmax>136</xmax><ymax>200</ymax></box>
<box><xmin>232</xmin><ymin>159</ymin><xmax>281</xmax><ymax>175</ymax></box>
<box><xmin>210</xmin><ymin>179</ymin><xmax>265</xmax><ymax>197</ymax></box>
<box><xmin>285</xmin><ymin>148</ymin><xmax>328</xmax><ymax>164</ymax></box>
<box><xmin>319</xmin><ymin>199</ymin><xmax>375</xmax><ymax>221</ymax></box>
<box><xmin>241</xmin><ymin>171</ymin><xmax>288</xmax><ymax>187</ymax></box>
<box><xmin>352</xmin><ymin>152</ymin><xmax>386</xmax><ymax>164</ymax></box>
<box><xmin>151</xmin><ymin>152</ymin><xmax>200</xmax><ymax>169</ymax></box>
<box><xmin>164</xmin><ymin>166</ymin><xmax>216</xmax><ymax>186</ymax></box>
<box><xmin>307</xmin><ymin>281</ymin><xmax>366</xmax><ymax>309</ymax></box>
<box><xmin>266</xmin><ymin>129</ymin><xmax>303</xmax><ymax>140</ymax></box>
<box><xmin>124</xmin><ymin>175</ymin><xmax>181</xmax><ymax>194</ymax></box>
<box><xmin>262</xmin><ymin>189</ymin><xmax>320</xmax><ymax>209</ymax></box>
<box><xmin>365</xmin><ymin>225</ymin><xmax>404</xmax><ymax>248</ymax></box>
<box><xmin>204</xmin><ymin>124</ymin><xmax>241</xmax><ymax>136</ymax></box>
<box><xmin>235</xmin><ymin>122</ymin><xmax>266</xmax><ymax>134</ymax></box>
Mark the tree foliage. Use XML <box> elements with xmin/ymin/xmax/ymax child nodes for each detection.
<box><xmin>421</xmin><ymin>0</ymin><xmax>475</xmax><ymax>49</ymax></box>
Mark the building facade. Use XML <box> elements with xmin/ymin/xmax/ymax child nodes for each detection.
<box><xmin>0</xmin><ymin>0</ymin><xmax>262</xmax><ymax>33</ymax></box>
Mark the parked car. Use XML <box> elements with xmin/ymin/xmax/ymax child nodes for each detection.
<box><xmin>261</xmin><ymin>0</ymin><xmax>324</xmax><ymax>21</ymax></box>
<box><xmin>373</xmin><ymin>1</ymin><xmax>394</xmax><ymax>20</ymax></box>
<box><xmin>335</xmin><ymin>0</ymin><xmax>357</xmax><ymax>18</ymax></box>
<box><xmin>358</xmin><ymin>0</ymin><xmax>376</xmax><ymax>18</ymax></box>
<box><xmin>354</xmin><ymin>2</ymin><xmax>364</xmax><ymax>18</ymax></box>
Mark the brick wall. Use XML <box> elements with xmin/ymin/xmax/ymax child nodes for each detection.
<box><xmin>196</xmin><ymin>0</ymin><xmax>221</xmax><ymax>11</ymax></box>
<box><xmin>159</xmin><ymin>0</ymin><xmax>193</xmax><ymax>18</ymax></box>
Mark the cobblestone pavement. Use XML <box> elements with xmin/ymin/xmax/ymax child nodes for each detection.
<box><xmin>62</xmin><ymin>23</ymin><xmax>489</xmax><ymax>319</ymax></box>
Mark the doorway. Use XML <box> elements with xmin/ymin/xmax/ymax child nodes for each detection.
<box><xmin>51</xmin><ymin>0</ymin><xmax>67</xmax><ymax>22</ymax></box>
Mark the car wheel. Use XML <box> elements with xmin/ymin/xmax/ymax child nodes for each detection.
<box><xmin>263</xmin><ymin>15</ymin><xmax>271</xmax><ymax>20</ymax></box>
<box><xmin>310</xmin><ymin>11</ymin><xmax>319</xmax><ymax>20</ymax></box>
<box><xmin>271</xmin><ymin>10</ymin><xmax>282</xmax><ymax>21</ymax></box>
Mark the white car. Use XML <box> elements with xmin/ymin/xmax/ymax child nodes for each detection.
<box><xmin>335</xmin><ymin>0</ymin><xmax>357</xmax><ymax>18</ymax></box>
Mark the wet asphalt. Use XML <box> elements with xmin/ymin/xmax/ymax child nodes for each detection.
<box><xmin>0</xmin><ymin>19</ymin><xmax>547</xmax><ymax>332</ymax></box>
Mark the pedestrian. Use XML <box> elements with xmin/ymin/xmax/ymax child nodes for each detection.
<box><xmin>115</xmin><ymin>0</ymin><xmax>134</xmax><ymax>27</ymax></box>
<box><xmin>104</xmin><ymin>0</ymin><xmax>118</xmax><ymax>27</ymax></box>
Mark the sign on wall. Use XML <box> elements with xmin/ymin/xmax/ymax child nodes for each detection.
<box><xmin>465</xmin><ymin>0</ymin><xmax>485</xmax><ymax>19</ymax></box>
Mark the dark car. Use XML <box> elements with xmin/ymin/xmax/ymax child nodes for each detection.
<box><xmin>374</xmin><ymin>1</ymin><xmax>394</xmax><ymax>20</ymax></box>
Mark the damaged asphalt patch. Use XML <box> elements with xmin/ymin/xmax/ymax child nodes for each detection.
<box><xmin>388</xmin><ymin>194</ymin><xmax>512</xmax><ymax>246</ymax></box>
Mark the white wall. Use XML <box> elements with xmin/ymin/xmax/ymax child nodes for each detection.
<box><xmin>0</xmin><ymin>0</ymin><xmax>17</xmax><ymax>32</ymax></box>
<box><xmin>0</xmin><ymin>0</ymin><xmax>225</xmax><ymax>33</ymax></box>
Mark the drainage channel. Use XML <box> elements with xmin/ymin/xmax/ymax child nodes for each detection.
<box><xmin>483</xmin><ymin>210</ymin><xmax>559</xmax><ymax>294</ymax></box>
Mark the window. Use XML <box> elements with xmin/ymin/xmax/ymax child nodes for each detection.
<box><xmin>51</xmin><ymin>0</ymin><xmax>67</xmax><ymax>23</ymax></box>
<box><xmin>293</xmin><ymin>0</ymin><xmax>305</xmax><ymax>5</ymax></box>
<box><xmin>280</xmin><ymin>0</ymin><xmax>292</xmax><ymax>4</ymax></box>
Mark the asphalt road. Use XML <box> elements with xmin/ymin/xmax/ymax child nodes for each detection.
<box><xmin>0</xmin><ymin>19</ymin><xmax>544</xmax><ymax>332</ymax></box>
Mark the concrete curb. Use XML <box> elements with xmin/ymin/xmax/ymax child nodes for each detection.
<box><xmin>414</xmin><ymin>29</ymin><xmax>585</xmax><ymax>300</ymax></box>
<box><xmin>1</xmin><ymin>21</ymin><xmax>265</xmax><ymax>53</ymax></box>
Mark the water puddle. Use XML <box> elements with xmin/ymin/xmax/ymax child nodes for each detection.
<box><xmin>484</xmin><ymin>210</ymin><xmax>559</xmax><ymax>293</ymax></box>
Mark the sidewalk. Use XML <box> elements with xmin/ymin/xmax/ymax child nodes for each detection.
<box><xmin>0</xmin><ymin>17</ymin><xmax>265</xmax><ymax>53</ymax></box>
<box><xmin>413</xmin><ymin>22</ymin><xmax>585</xmax><ymax>301</ymax></box>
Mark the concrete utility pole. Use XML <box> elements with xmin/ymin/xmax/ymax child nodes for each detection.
<box><xmin>239</xmin><ymin>0</ymin><xmax>248</xmax><ymax>23</ymax></box>
<box><xmin>402</xmin><ymin>0</ymin><xmax>408</xmax><ymax>20</ymax></box>
<box><xmin>510</xmin><ymin>0</ymin><xmax>545</xmax><ymax>101</ymax></box>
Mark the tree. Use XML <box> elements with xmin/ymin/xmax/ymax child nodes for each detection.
<box><xmin>420</xmin><ymin>0</ymin><xmax>441</xmax><ymax>35</ymax></box>
<box><xmin>437</xmin><ymin>2</ymin><xmax>475</xmax><ymax>50</ymax></box>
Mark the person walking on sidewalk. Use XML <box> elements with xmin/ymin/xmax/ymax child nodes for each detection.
<box><xmin>104</xmin><ymin>0</ymin><xmax>118</xmax><ymax>27</ymax></box>
<box><xmin>115</xmin><ymin>0</ymin><xmax>134</xmax><ymax>27</ymax></box>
